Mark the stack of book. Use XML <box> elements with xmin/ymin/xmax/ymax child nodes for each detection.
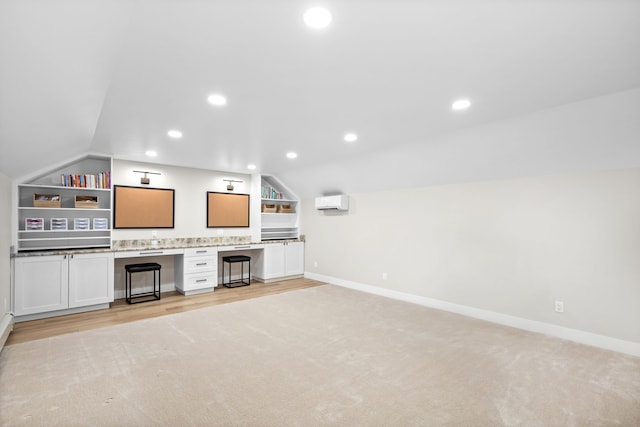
<box><xmin>60</xmin><ymin>172</ymin><xmax>111</xmax><ymax>189</ymax></box>
<box><xmin>261</xmin><ymin>185</ymin><xmax>284</xmax><ymax>199</ymax></box>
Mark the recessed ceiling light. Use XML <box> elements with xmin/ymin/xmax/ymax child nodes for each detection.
<box><xmin>451</xmin><ymin>99</ymin><xmax>471</xmax><ymax>111</ymax></box>
<box><xmin>286</xmin><ymin>152</ymin><xmax>298</xmax><ymax>159</ymax></box>
<box><xmin>247</xmin><ymin>164</ymin><xmax>257</xmax><ymax>170</ymax></box>
<box><xmin>344</xmin><ymin>133</ymin><xmax>358</xmax><ymax>143</ymax></box>
<box><xmin>145</xmin><ymin>150</ymin><xmax>158</xmax><ymax>157</ymax></box>
<box><xmin>207</xmin><ymin>94</ymin><xmax>227</xmax><ymax>106</ymax></box>
<box><xmin>303</xmin><ymin>7</ymin><xmax>332</xmax><ymax>29</ymax></box>
<box><xmin>167</xmin><ymin>130</ymin><xmax>183</xmax><ymax>138</ymax></box>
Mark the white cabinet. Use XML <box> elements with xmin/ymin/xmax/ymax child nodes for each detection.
<box><xmin>14</xmin><ymin>255</ymin><xmax>69</xmax><ymax>316</ymax></box>
<box><xmin>261</xmin><ymin>243</ymin><xmax>285</xmax><ymax>278</ymax></box>
<box><xmin>176</xmin><ymin>247</ymin><xmax>218</xmax><ymax>296</ymax></box>
<box><xmin>13</xmin><ymin>252</ymin><xmax>114</xmax><ymax>318</ymax></box>
<box><xmin>254</xmin><ymin>242</ymin><xmax>304</xmax><ymax>282</ymax></box>
<box><xmin>68</xmin><ymin>253</ymin><xmax>114</xmax><ymax>308</ymax></box>
<box><xmin>284</xmin><ymin>241</ymin><xmax>304</xmax><ymax>276</ymax></box>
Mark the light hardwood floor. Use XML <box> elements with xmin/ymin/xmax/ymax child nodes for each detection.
<box><xmin>6</xmin><ymin>278</ymin><xmax>326</xmax><ymax>346</ymax></box>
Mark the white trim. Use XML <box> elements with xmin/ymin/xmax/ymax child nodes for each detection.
<box><xmin>0</xmin><ymin>313</ymin><xmax>14</xmax><ymax>352</ymax></box>
<box><xmin>14</xmin><ymin>303</ymin><xmax>110</xmax><ymax>323</ymax></box>
<box><xmin>305</xmin><ymin>272</ymin><xmax>640</xmax><ymax>357</ymax></box>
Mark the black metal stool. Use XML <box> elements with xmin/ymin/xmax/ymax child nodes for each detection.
<box><xmin>125</xmin><ymin>262</ymin><xmax>161</xmax><ymax>304</ymax></box>
<box><xmin>222</xmin><ymin>255</ymin><xmax>251</xmax><ymax>288</ymax></box>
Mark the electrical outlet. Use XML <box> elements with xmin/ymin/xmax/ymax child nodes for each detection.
<box><xmin>555</xmin><ymin>300</ymin><xmax>564</xmax><ymax>313</ymax></box>
<box><xmin>313</xmin><ymin>261</ymin><xmax>318</xmax><ymax>268</ymax></box>
<box><xmin>151</xmin><ymin>230</ymin><xmax>158</xmax><ymax>239</ymax></box>
<box><xmin>382</xmin><ymin>272</ymin><xmax>388</xmax><ymax>280</ymax></box>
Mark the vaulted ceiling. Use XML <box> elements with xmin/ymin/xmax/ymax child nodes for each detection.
<box><xmin>1</xmin><ymin>1</ymin><xmax>639</xmax><ymax>199</ymax></box>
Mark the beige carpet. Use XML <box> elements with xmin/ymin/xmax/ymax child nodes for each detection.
<box><xmin>1</xmin><ymin>285</ymin><xmax>639</xmax><ymax>426</ymax></box>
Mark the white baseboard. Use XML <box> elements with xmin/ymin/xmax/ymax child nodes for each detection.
<box><xmin>14</xmin><ymin>304</ymin><xmax>110</xmax><ymax>323</ymax></box>
<box><xmin>305</xmin><ymin>272</ymin><xmax>640</xmax><ymax>357</ymax></box>
<box><xmin>0</xmin><ymin>312</ymin><xmax>14</xmax><ymax>352</ymax></box>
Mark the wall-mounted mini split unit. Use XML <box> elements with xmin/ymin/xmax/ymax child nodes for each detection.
<box><xmin>315</xmin><ymin>195</ymin><xmax>349</xmax><ymax>211</ymax></box>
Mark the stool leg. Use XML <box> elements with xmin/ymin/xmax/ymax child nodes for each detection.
<box><xmin>126</xmin><ymin>271</ymin><xmax>130</xmax><ymax>304</ymax></box>
<box><xmin>158</xmin><ymin>268</ymin><xmax>161</xmax><ymax>300</ymax></box>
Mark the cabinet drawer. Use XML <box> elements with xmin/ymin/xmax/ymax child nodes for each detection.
<box><xmin>183</xmin><ymin>272</ymin><xmax>217</xmax><ymax>291</ymax></box>
<box><xmin>183</xmin><ymin>256</ymin><xmax>217</xmax><ymax>274</ymax></box>
<box><xmin>184</xmin><ymin>247</ymin><xmax>217</xmax><ymax>257</ymax></box>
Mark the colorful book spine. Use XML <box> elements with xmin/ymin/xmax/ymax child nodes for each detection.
<box><xmin>261</xmin><ymin>185</ymin><xmax>284</xmax><ymax>199</ymax></box>
<box><xmin>60</xmin><ymin>171</ymin><xmax>111</xmax><ymax>188</ymax></box>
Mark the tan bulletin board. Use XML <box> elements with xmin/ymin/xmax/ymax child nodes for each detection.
<box><xmin>207</xmin><ymin>192</ymin><xmax>250</xmax><ymax>228</ymax></box>
<box><xmin>113</xmin><ymin>185</ymin><xmax>175</xmax><ymax>228</ymax></box>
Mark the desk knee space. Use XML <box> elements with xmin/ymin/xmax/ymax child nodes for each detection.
<box><xmin>222</xmin><ymin>255</ymin><xmax>251</xmax><ymax>288</ymax></box>
<box><xmin>125</xmin><ymin>262</ymin><xmax>162</xmax><ymax>304</ymax></box>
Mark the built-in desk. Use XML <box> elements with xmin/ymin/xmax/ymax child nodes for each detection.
<box><xmin>12</xmin><ymin>239</ymin><xmax>304</xmax><ymax>321</ymax></box>
<box><xmin>114</xmin><ymin>248</ymin><xmax>199</xmax><ymax>296</ymax></box>
<box><xmin>113</xmin><ymin>241</ymin><xmax>304</xmax><ymax>295</ymax></box>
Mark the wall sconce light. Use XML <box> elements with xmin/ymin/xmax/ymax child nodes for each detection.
<box><xmin>223</xmin><ymin>179</ymin><xmax>243</xmax><ymax>191</ymax></box>
<box><xmin>133</xmin><ymin>170</ymin><xmax>161</xmax><ymax>185</ymax></box>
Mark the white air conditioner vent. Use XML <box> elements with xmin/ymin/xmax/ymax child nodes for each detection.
<box><xmin>315</xmin><ymin>195</ymin><xmax>349</xmax><ymax>211</ymax></box>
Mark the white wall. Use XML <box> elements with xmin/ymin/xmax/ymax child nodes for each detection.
<box><xmin>302</xmin><ymin>168</ymin><xmax>640</xmax><ymax>346</ymax></box>
<box><xmin>112</xmin><ymin>159</ymin><xmax>258</xmax><ymax>241</ymax></box>
<box><xmin>0</xmin><ymin>172</ymin><xmax>12</xmax><ymax>348</ymax></box>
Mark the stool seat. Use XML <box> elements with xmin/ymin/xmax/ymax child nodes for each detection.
<box><xmin>125</xmin><ymin>262</ymin><xmax>161</xmax><ymax>273</ymax></box>
<box><xmin>222</xmin><ymin>255</ymin><xmax>251</xmax><ymax>288</ymax></box>
<box><xmin>125</xmin><ymin>262</ymin><xmax>162</xmax><ymax>304</ymax></box>
<box><xmin>222</xmin><ymin>255</ymin><xmax>251</xmax><ymax>263</ymax></box>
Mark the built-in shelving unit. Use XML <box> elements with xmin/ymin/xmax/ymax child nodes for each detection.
<box><xmin>260</xmin><ymin>175</ymin><xmax>299</xmax><ymax>240</ymax></box>
<box><xmin>15</xmin><ymin>155</ymin><xmax>112</xmax><ymax>252</ymax></box>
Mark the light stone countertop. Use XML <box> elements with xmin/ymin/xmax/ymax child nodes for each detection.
<box><xmin>12</xmin><ymin>236</ymin><xmax>304</xmax><ymax>257</ymax></box>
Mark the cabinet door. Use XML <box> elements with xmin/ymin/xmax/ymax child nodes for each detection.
<box><xmin>68</xmin><ymin>252</ymin><xmax>114</xmax><ymax>308</ymax></box>
<box><xmin>284</xmin><ymin>242</ymin><xmax>304</xmax><ymax>276</ymax></box>
<box><xmin>263</xmin><ymin>243</ymin><xmax>285</xmax><ymax>279</ymax></box>
<box><xmin>14</xmin><ymin>255</ymin><xmax>69</xmax><ymax>316</ymax></box>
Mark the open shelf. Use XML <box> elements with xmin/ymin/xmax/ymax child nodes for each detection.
<box><xmin>260</xmin><ymin>176</ymin><xmax>299</xmax><ymax>240</ymax></box>
<box><xmin>18</xmin><ymin>184</ymin><xmax>111</xmax><ymax>191</ymax></box>
<box><xmin>260</xmin><ymin>228</ymin><xmax>299</xmax><ymax>240</ymax></box>
<box><xmin>15</xmin><ymin>155</ymin><xmax>112</xmax><ymax>252</ymax></box>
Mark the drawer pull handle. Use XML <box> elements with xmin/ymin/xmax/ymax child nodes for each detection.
<box><xmin>196</xmin><ymin>250</ymin><xmax>207</xmax><ymax>254</ymax></box>
<box><xmin>140</xmin><ymin>251</ymin><xmax>163</xmax><ymax>255</ymax></box>
<box><xmin>195</xmin><ymin>263</ymin><xmax>207</xmax><ymax>266</ymax></box>
<box><xmin>234</xmin><ymin>246</ymin><xmax>251</xmax><ymax>249</ymax></box>
<box><xmin>196</xmin><ymin>279</ymin><xmax>207</xmax><ymax>283</ymax></box>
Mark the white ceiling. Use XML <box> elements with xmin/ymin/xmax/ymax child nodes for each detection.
<box><xmin>1</xmin><ymin>1</ymin><xmax>639</xmax><ymax>198</ymax></box>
